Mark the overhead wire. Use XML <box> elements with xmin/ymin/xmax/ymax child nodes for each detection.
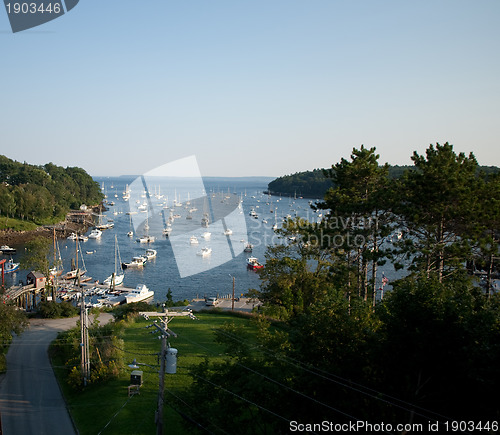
<box><xmin>214</xmin><ymin>326</ymin><xmax>459</xmax><ymax>424</ymax></box>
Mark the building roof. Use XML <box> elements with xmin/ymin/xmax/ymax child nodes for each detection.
<box><xmin>28</xmin><ymin>271</ymin><xmax>45</xmax><ymax>279</ymax></box>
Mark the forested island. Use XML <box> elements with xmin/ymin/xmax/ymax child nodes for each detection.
<box><xmin>0</xmin><ymin>155</ymin><xmax>103</xmax><ymax>229</ymax></box>
<box><xmin>267</xmin><ymin>161</ymin><xmax>499</xmax><ymax>198</ymax></box>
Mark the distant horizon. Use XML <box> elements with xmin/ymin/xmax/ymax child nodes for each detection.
<box><xmin>90</xmin><ymin>160</ymin><xmax>500</xmax><ymax>181</ymax></box>
<box><xmin>92</xmin><ymin>174</ymin><xmax>278</xmax><ymax>180</ymax></box>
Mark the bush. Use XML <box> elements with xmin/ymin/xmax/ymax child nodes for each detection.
<box><xmin>38</xmin><ymin>301</ymin><xmax>78</xmax><ymax>318</ymax></box>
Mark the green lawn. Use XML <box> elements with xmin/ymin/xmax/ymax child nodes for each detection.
<box><xmin>0</xmin><ymin>214</ymin><xmax>66</xmax><ymax>231</ymax></box>
<box><xmin>0</xmin><ymin>217</ymin><xmax>38</xmax><ymax>231</ymax></box>
<box><xmin>52</xmin><ymin>311</ymin><xmax>259</xmax><ymax>435</ymax></box>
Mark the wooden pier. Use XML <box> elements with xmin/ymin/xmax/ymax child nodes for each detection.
<box><xmin>2</xmin><ymin>283</ymin><xmax>43</xmax><ymax>310</ymax></box>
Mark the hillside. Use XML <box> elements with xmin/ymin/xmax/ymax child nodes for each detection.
<box><xmin>267</xmin><ymin>165</ymin><xmax>500</xmax><ymax>198</ymax></box>
<box><xmin>0</xmin><ymin>155</ymin><xmax>103</xmax><ymax>227</ymax></box>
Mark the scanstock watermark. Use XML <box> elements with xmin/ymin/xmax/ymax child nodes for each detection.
<box><xmin>290</xmin><ymin>420</ymin><xmax>438</xmax><ymax>432</ymax></box>
<box><xmin>3</xmin><ymin>0</ymin><xmax>79</xmax><ymax>33</ymax></box>
<box><xmin>128</xmin><ymin>156</ymin><xmax>248</xmax><ymax>278</ymax></box>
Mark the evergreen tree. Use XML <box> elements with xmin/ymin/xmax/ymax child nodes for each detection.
<box><xmin>395</xmin><ymin>143</ymin><xmax>480</xmax><ymax>281</ymax></box>
<box><xmin>317</xmin><ymin>145</ymin><xmax>392</xmax><ymax>303</ymax></box>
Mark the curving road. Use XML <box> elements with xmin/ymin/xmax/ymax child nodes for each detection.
<box><xmin>0</xmin><ymin>313</ymin><xmax>113</xmax><ymax>435</ymax></box>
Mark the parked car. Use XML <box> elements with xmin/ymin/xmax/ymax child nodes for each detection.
<box><xmin>206</xmin><ymin>297</ymin><xmax>218</xmax><ymax>306</ymax></box>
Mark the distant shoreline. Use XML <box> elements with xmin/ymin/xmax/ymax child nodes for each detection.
<box><xmin>263</xmin><ymin>190</ymin><xmax>321</xmax><ymax>200</ymax></box>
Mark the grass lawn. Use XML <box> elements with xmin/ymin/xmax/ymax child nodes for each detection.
<box><xmin>0</xmin><ymin>217</ymin><xmax>38</xmax><ymax>231</ymax></box>
<box><xmin>52</xmin><ymin>310</ymin><xmax>260</xmax><ymax>435</ymax></box>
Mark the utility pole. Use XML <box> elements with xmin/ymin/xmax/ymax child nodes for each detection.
<box><xmin>232</xmin><ymin>275</ymin><xmax>235</xmax><ymax>311</ymax></box>
<box><xmin>134</xmin><ymin>310</ymin><xmax>194</xmax><ymax>434</ymax></box>
<box><xmin>156</xmin><ymin>333</ymin><xmax>167</xmax><ymax>435</ymax></box>
<box><xmin>153</xmin><ymin>317</ymin><xmax>177</xmax><ymax>435</ymax></box>
<box><xmin>78</xmin><ymin>234</ymin><xmax>89</xmax><ymax>386</ymax></box>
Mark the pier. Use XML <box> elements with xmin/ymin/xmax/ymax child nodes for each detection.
<box><xmin>3</xmin><ymin>283</ymin><xmax>42</xmax><ymax>310</ymax></box>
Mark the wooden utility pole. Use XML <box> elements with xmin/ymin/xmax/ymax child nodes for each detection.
<box><xmin>156</xmin><ymin>334</ymin><xmax>166</xmax><ymax>435</ymax></box>
<box><xmin>232</xmin><ymin>276</ymin><xmax>235</xmax><ymax>311</ymax></box>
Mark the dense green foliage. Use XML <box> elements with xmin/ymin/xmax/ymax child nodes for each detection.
<box><xmin>37</xmin><ymin>300</ymin><xmax>79</xmax><ymax>318</ymax></box>
<box><xmin>267</xmin><ymin>168</ymin><xmax>334</xmax><ymax>198</ymax></box>
<box><xmin>50</xmin><ymin>315</ymin><xmax>125</xmax><ymax>391</ymax></box>
<box><xmin>181</xmin><ymin>283</ymin><xmax>500</xmax><ymax>433</ymax></box>
<box><xmin>0</xmin><ymin>302</ymin><xmax>28</xmax><ymax>372</ymax></box>
<box><xmin>0</xmin><ymin>155</ymin><xmax>103</xmax><ymax>224</ymax></box>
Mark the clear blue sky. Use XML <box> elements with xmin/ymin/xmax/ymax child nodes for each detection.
<box><xmin>1</xmin><ymin>0</ymin><xmax>499</xmax><ymax>177</ymax></box>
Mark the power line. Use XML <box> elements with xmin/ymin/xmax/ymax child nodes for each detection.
<box><xmin>178</xmin><ymin>332</ymin><xmax>361</xmax><ymax>423</ymax></box>
<box><xmin>215</xmin><ymin>327</ymin><xmax>455</xmax><ymax>424</ymax></box>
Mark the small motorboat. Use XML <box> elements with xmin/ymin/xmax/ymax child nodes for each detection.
<box><xmin>197</xmin><ymin>247</ymin><xmax>212</xmax><ymax>257</ymax></box>
<box><xmin>246</xmin><ymin>257</ymin><xmax>263</xmax><ymax>270</ymax></box>
<box><xmin>122</xmin><ymin>256</ymin><xmax>147</xmax><ymax>269</ymax></box>
<box><xmin>5</xmin><ymin>258</ymin><xmax>20</xmax><ymax>273</ymax></box>
<box><xmin>0</xmin><ymin>245</ymin><xmax>16</xmax><ymax>255</ymax></box>
<box><xmin>88</xmin><ymin>229</ymin><xmax>102</xmax><ymax>239</ymax></box>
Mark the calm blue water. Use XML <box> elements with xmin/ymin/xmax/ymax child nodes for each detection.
<box><xmin>2</xmin><ymin>176</ymin><xmax>404</xmax><ymax>302</ymax></box>
<box><xmin>2</xmin><ymin>177</ymin><xmax>314</xmax><ymax>302</ymax></box>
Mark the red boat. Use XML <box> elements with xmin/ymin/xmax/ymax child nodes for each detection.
<box><xmin>246</xmin><ymin>257</ymin><xmax>263</xmax><ymax>270</ymax></box>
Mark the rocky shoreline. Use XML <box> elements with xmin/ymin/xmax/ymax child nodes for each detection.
<box><xmin>0</xmin><ymin>222</ymin><xmax>92</xmax><ymax>246</ymax></box>
<box><xmin>0</xmin><ymin>207</ymin><xmax>103</xmax><ymax>247</ymax></box>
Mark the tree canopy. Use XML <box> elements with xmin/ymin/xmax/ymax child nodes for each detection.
<box><xmin>0</xmin><ymin>155</ymin><xmax>103</xmax><ymax>224</ymax></box>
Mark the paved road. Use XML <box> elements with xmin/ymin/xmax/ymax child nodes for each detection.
<box><xmin>0</xmin><ymin>313</ymin><xmax>113</xmax><ymax>435</ymax></box>
<box><xmin>188</xmin><ymin>297</ymin><xmax>262</xmax><ymax>312</ymax></box>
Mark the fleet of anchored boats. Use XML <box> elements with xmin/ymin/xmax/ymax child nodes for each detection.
<box><xmin>1</xmin><ymin>184</ymin><xmax>280</xmax><ymax>307</ymax></box>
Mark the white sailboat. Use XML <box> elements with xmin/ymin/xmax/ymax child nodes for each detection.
<box><xmin>89</xmin><ymin>229</ymin><xmax>102</xmax><ymax>239</ymax></box>
<box><xmin>64</xmin><ymin>237</ymin><xmax>87</xmax><ymax>280</ymax></box>
<box><xmin>137</xmin><ymin>215</ymin><xmax>155</xmax><ymax>243</ymax></box>
<box><xmin>104</xmin><ymin>235</ymin><xmax>124</xmax><ymax>287</ymax></box>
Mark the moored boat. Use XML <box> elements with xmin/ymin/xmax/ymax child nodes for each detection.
<box><xmin>246</xmin><ymin>257</ymin><xmax>264</xmax><ymax>270</ymax></box>
<box><xmin>104</xmin><ymin>273</ymin><xmax>124</xmax><ymax>286</ymax></box>
<box><xmin>123</xmin><ymin>284</ymin><xmax>154</xmax><ymax>304</ymax></box>
<box><xmin>197</xmin><ymin>247</ymin><xmax>212</xmax><ymax>257</ymax></box>
<box><xmin>5</xmin><ymin>258</ymin><xmax>20</xmax><ymax>273</ymax></box>
<box><xmin>104</xmin><ymin>235</ymin><xmax>125</xmax><ymax>287</ymax></box>
<box><xmin>137</xmin><ymin>235</ymin><xmax>155</xmax><ymax>244</ymax></box>
<box><xmin>122</xmin><ymin>256</ymin><xmax>147</xmax><ymax>269</ymax></box>
<box><xmin>0</xmin><ymin>245</ymin><xmax>16</xmax><ymax>255</ymax></box>
<box><xmin>88</xmin><ymin>229</ymin><xmax>102</xmax><ymax>239</ymax></box>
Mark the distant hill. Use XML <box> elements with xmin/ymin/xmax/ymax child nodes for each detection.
<box><xmin>0</xmin><ymin>155</ymin><xmax>103</xmax><ymax>225</ymax></box>
<box><xmin>266</xmin><ymin>165</ymin><xmax>500</xmax><ymax>199</ymax></box>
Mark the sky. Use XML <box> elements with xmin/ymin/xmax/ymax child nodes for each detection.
<box><xmin>1</xmin><ymin>0</ymin><xmax>499</xmax><ymax>177</ymax></box>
